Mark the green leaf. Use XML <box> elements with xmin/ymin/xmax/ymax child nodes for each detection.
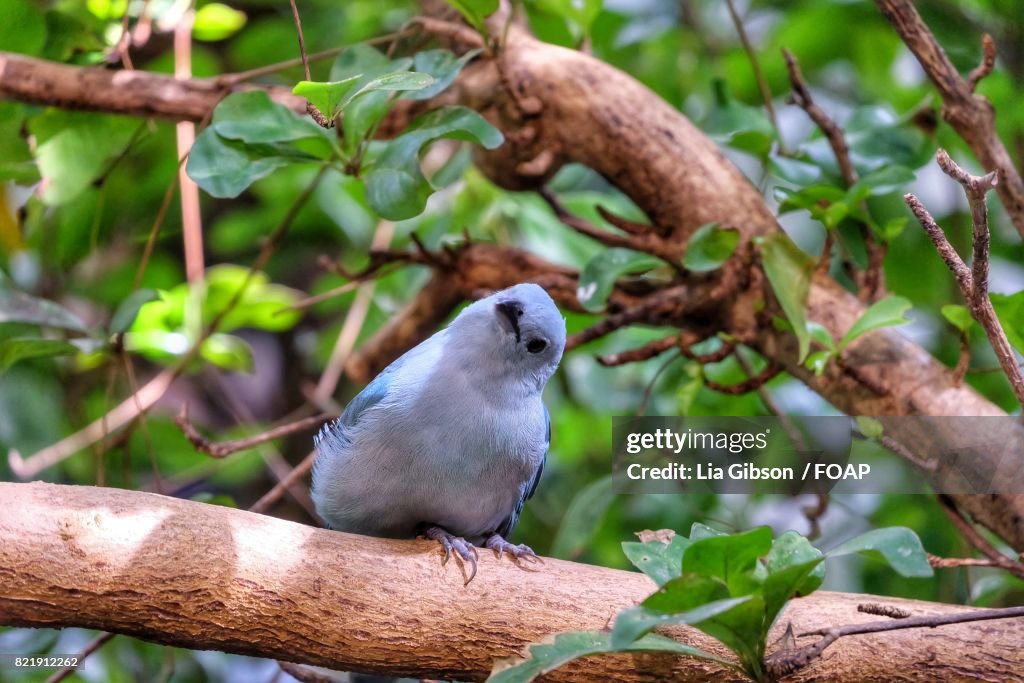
<box><xmin>769</xmin><ymin>156</ymin><xmax>824</xmax><ymax>186</ymax></box>
<box><xmin>200</xmin><ymin>333</ymin><xmax>254</xmax><ymax>372</ymax></box>
<box><xmin>878</xmin><ymin>216</ymin><xmax>908</xmax><ymax>241</ymax></box>
<box><xmin>187</xmin><ymin>131</ymin><xmax>300</xmax><ymax>198</ymax></box>
<box><xmin>445</xmin><ymin>0</ymin><xmax>498</xmax><ymax>34</ymax></box>
<box><xmin>0</xmin><ymin>0</ymin><xmax>47</xmax><ymax>56</ymax></box>
<box><xmin>487</xmin><ymin>630</ymin><xmax>727</xmax><ymax>683</ymax></box>
<box><xmin>682</xmin><ymin>526</ymin><xmax>772</xmax><ymax>594</ymax></box>
<box><xmin>193</xmin><ymin>3</ymin><xmax>247</xmax><ymax>41</ymax></box>
<box><xmin>941</xmin><ymin>304</ymin><xmax>974</xmax><ymax>334</ymax></box>
<box><xmin>293</xmin><ymin>72</ymin><xmax>435</xmax><ymax>121</ymax></box>
<box><xmin>758</xmin><ymin>233</ymin><xmax>813</xmax><ymax>361</ymax></box>
<box><xmin>675</xmin><ymin>360</ymin><xmax>704</xmax><ymax>416</ymax></box>
<box><xmin>29</xmin><ymin>111</ymin><xmax>137</xmax><ymax>205</ymax></box>
<box><xmin>706</xmin><ymin>80</ymin><xmax>775</xmax><ymax>158</ymax></box>
<box><xmin>845</xmin><ymin>165</ymin><xmax>916</xmax><ymax>203</ymax></box>
<box><xmin>0</xmin><ymin>288</ymin><xmax>88</xmax><ymax>332</ymax></box>
<box><xmin>991</xmin><ymin>291</ymin><xmax>1024</xmax><ymax>354</ymax></box>
<box><xmin>292</xmin><ymin>77</ymin><xmax>361</xmax><ymax>122</ymax></box>
<box><xmin>774</xmin><ymin>184</ymin><xmax>845</xmax><ymax>216</ymax></box>
<box><xmin>804</xmin><ymin>350</ymin><xmax>834</xmax><ymax>376</ymax></box>
<box><xmin>576</xmin><ymin>249</ymin><xmax>662</xmax><ymax>313</ymax></box>
<box><xmin>683</xmin><ymin>224</ymin><xmax>739</xmax><ymax>273</ymax></box>
<box><xmin>364</xmin><ymin>106</ymin><xmax>503</xmax><ymax>220</ymax></box>
<box><xmin>0</xmin><ymin>102</ymin><xmax>38</xmax><ymax>184</ymax></box>
<box><xmin>110</xmin><ymin>289</ymin><xmax>159</xmax><ymax>334</ymax></box>
<box><xmin>612</xmin><ymin>596</ymin><xmax>753</xmax><ymax>649</ymax></box>
<box><xmin>827</xmin><ymin>527</ymin><xmax>934</xmax><ymax>578</ymax></box>
<box><xmin>688</xmin><ymin>522</ymin><xmax>728</xmax><ymax>541</ymax></box>
<box><xmin>211</xmin><ymin>91</ymin><xmax>328</xmax><ymax>145</ymax></box>
<box><xmin>855</xmin><ymin>416</ymin><xmax>884</xmax><ymax>439</ymax></box>
<box><xmin>762</xmin><ymin>531</ymin><xmax>825</xmax><ymax>623</ymax></box>
<box><xmin>409</xmin><ymin>49</ymin><xmax>483</xmax><ymax>100</ymax></box>
<box><xmin>0</xmin><ymin>338</ymin><xmax>79</xmax><ymax>371</ymax></box>
<box><xmin>838</xmin><ymin>295</ymin><xmax>912</xmax><ymax>351</ymax></box>
<box><xmin>621</xmin><ymin>536</ymin><xmax>690</xmax><ymax>587</ymax></box>
<box><xmin>550</xmin><ymin>474</ymin><xmax>615</xmax><ymax>559</ymax></box>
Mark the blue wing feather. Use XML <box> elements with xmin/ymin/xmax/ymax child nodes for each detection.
<box><xmin>313</xmin><ymin>355</ymin><xmax>404</xmax><ymax>451</ymax></box>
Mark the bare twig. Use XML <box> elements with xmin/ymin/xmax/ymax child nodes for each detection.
<box><xmin>249</xmin><ymin>450</ymin><xmax>317</xmax><ymax>515</ymax></box>
<box><xmin>767</xmin><ymin>605</ymin><xmax>1024</xmax><ymax>678</ymax></box>
<box><xmin>704</xmin><ymin>364</ymin><xmax>782</xmax><ymax>395</ymax></box>
<box><xmin>724</xmin><ymin>0</ymin><xmax>785</xmax><ymax>153</ymax></box>
<box><xmin>314</xmin><ymin>221</ymin><xmax>395</xmax><ymax>403</ymax></box>
<box><xmin>45</xmin><ymin>632</ymin><xmax>116</xmax><ymax>683</ymax></box>
<box><xmin>783</xmin><ymin>48</ymin><xmax>886</xmax><ymax>300</ymax></box>
<box><xmin>8</xmin><ymin>369</ymin><xmax>176</xmax><ymax>479</ymax></box>
<box><xmin>874</xmin><ymin>1</ymin><xmax>1024</xmax><ymax>238</ymax></box>
<box><xmin>597</xmin><ymin>334</ymin><xmax>678</xmax><ymax>367</ymax></box>
<box><xmin>938</xmin><ymin>494</ymin><xmax>1024</xmax><ymax>580</ymax></box>
<box><xmin>174</xmin><ymin>5</ymin><xmax>204</xmax><ymax>283</ymax></box>
<box><xmin>175</xmin><ymin>404</ymin><xmax>331</xmax><ymax>459</ymax></box>
<box><xmin>968</xmin><ymin>34</ymin><xmax>997</xmax><ymax>92</ymax></box>
<box><xmin>782</xmin><ymin>49</ymin><xmax>855</xmax><ymax>185</ymax></box>
<box><xmin>905</xmin><ymin>150</ymin><xmax>1024</xmax><ymax>409</ymax></box>
<box><xmin>539</xmin><ymin>188</ymin><xmax>678</xmax><ymax>264</ymax></box>
<box><xmin>636</xmin><ymin>351</ymin><xmax>681</xmax><ymax>417</ymax></box>
<box><xmin>288</xmin><ymin>0</ymin><xmax>331</xmax><ymax>127</ymax></box>
<box><xmin>928</xmin><ymin>553</ymin><xmax>1015</xmax><ymax>570</ymax></box>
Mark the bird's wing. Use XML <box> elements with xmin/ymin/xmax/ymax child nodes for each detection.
<box><xmin>313</xmin><ymin>346</ymin><xmax>412</xmax><ymax>451</ymax></box>
<box><xmin>495</xmin><ymin>404</ymin><xmax>549</xmax><ymax>538</ymax></box>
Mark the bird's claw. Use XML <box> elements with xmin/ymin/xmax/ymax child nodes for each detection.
<box><xmin>485</xmin><ymin>534</ymin><xmax>544</xmax><ymax>566</ymax></box>
<box><xmin>423</xmin><ymin>525</ymin><xmax>479</xmax><ymax>585</ymax></box>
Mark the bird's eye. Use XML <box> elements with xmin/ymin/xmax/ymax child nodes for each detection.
<box><xmin>526</xmin><ymin>339</ymin><xmax>547</xmax><ymax>354</ymax></box>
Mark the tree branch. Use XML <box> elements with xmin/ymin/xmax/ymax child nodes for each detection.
<box><xmin>3</xmin><ymin>482</ymin><xmax>1024</xmax><ymax>682</ymax></box>
<box><xmin>874</xmin><ymin>0</ymin><xmax>1024</xmax><ymax>238</ymax></box>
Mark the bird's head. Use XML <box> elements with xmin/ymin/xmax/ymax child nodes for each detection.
<box><xmin>449</xmin><ymin>283</ymin><xmax>566</xmax><ymax>390</ymax></box>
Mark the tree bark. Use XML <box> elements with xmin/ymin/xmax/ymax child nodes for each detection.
<box><xmin>1</xmin><ymin>482</ymin><xmax>1023</xmax><ymax>682</ymax></box>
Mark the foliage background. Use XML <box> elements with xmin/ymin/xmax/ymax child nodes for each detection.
<box><xmin>1</xmin><ymin>0</ymin><xmax>1023</xmax><ymax>680</ymax></box>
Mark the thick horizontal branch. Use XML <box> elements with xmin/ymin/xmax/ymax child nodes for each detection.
<box><xmin>3</xmin><ymin>482</ymin><xmax>1024</xmax><ymax>682</ymax></box>
<box><xmin>0</xmin><ymin>52</ymin><xmax>305</xmax><ymax>122</ymax></box>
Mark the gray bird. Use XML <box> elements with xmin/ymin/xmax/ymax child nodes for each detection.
<box><xmin>312</xmin><ymin>283</ymin><xmax>566</xmax><ymax>583</ymax></box>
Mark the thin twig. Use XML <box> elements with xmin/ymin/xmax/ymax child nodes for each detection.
<box><xmin>937</xmin><ymin>494</ymin><xmax>1024</xmax><ymax>580</ymax></box>
<box><xmin>767</xmin><ymin>605</ymin><xmax>1024</xmax><ymax>678</ymax></box>
<box><xmin>597</xmin><ymin>334</ymin><xmax>678</xmax><ymax>367</ymax></box>
<box><xmin>928</xmin><ymin>553</ymin><xmax>1014</xmax><ymax>570</ymax></box>
<box><xmin>704</xmin><ymin>364</ymin><xmax>782</xmax><ymax>395</ymax></box>
<box><xmin>314</xmin><ymin>221</ymin><xmax>395</xmax><ymax>403</ymax></box>
<box><xmin>249</xmin><ymin>450</ymin><xmax>317</xmax><ymax>515</ymax></box>
<box><xmin>905</xmin><ymin>150</ymin><xmax>1024</xmax><ymax>409</ymax></box>
<box><xmin>637</xmin><ymin>351</ymin><xmax>681</xmax><ymax>417</ymax></box>
<box><xmin>288</xmin><ymin>0</ymin><xmax>332</xmax><ymax>127</ymax></box>
<box><xmin>783</xmin><ymin>47</ymin><xmax>886</xmax><ymax>300</ymax></box>
<box><xmin>174</xmin><ymin>4</ymin><xmax>204</xmax><ymax>283</ymax></box>
<box><xmin>176</xmin><ymin>404</ymin><xmax>331</xmax><ymax>459</ymax></box>
<box><xmin>539</xmin><ymin>188</ymin><xmax>678</xmax><ymax>264</ymax></box>
<box><xmin>967</xmin><ymin>34</ymin><xmax>997</xmax><ymax>92</ymax></box>
<box><xmin>45</xmin><ymin>632</ymin><xmax>116</xmax><ymax>683</ymax></box>
<box><xmin>724</xmin><ymin>0</ymin><xmax>786</xmax><ymax>153</ymax></box>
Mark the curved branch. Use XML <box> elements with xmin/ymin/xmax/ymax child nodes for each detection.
<box><xmin>3</xmin><ymin>482</ymin><xmax>1024</xmax><ymax>682</ymax></box>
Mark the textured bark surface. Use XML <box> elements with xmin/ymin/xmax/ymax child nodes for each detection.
<box><xmin>3</xmin><ymin>482</ymin><xmax>1024</xmax><ymax>682</ymax></box>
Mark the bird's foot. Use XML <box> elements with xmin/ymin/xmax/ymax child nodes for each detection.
<box><xmin>422</xmin><ymin>525</ymin><xmax>479</xmax><ymax>585</ymax></box>
<box><xmin>485</xmin><ymin>534</ymin><xmax>543</xmax><ymax>566</ymax></box>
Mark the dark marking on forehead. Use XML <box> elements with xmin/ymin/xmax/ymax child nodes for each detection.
<box><xmin>496</xmin><ymin>300</ymin><xmax>523</xmax><ymax>343</ymax></box>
